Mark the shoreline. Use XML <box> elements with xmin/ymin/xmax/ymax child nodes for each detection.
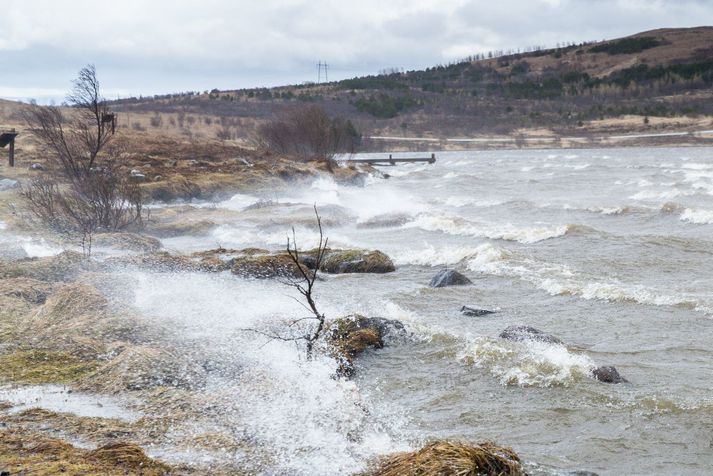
<box><xmin>363</xmin><ymin>129</ymin><xmax>713</xmax><ymax>152</ymax></box>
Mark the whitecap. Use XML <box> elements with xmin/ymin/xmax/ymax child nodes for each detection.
<box><xmin>680</xmin><ymin>208</ymin><xmax>713</xmax><ymax>225</ymax></box>
<box><xmin>462</xmin><ymin>338</ymin><xmax>594</xmax><ymax>387</ymax></box>
<box><xmin>403</xmin><ymin>214</ymin><xmax>570</xmax><ymax>244</ymax></box>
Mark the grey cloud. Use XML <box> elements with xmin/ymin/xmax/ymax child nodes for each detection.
<box><xmin>1</xmin><ymin>0</ymin><xmax>712</xmax><ymax>101</ymax></box>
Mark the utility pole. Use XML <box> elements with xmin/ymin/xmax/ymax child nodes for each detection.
<box><xmin>324</xmin><ymin>62</ymin><xmax>329</xmax><ymax>83</ymax></box>
<box><xmin>316</xmin><ymin>61</ymin><xmax>322</xmax><ymax>84</ymax></box>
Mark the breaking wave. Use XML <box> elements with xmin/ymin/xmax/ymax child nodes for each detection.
<box><xmin>402</xmin><ymin>214</ymin><xmax>572</xmax><ymax>244</ymax></box>
<box><xmin>461</xmin><ymin>338</ymin><xmax>595</xmax><ymax>387</ymax></box>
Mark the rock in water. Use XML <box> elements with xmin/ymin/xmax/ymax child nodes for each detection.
<box><xmin>499</xmin><ymin>325</ymin><xmax>564</xmax><ymax>345</ymax></box>
<box><xmin>592</xmin><ymin>366</ymin><xmax>627</xmax><ymax>384</ymax></box>
<box><xmin>320</xmin><ymin>250</ymin><xmax>395</xmax><ymax>274</ymax></box>
<box><xmin>429</xmin><ymin>268</ymin><xmax>472</xmax><ymax>288</ymax></box>
<box><xmin>329</xmin><ymin>315</ymin><xmax>406</xmax><ymax>376</ymax></box>
<box><xmin>460</xmin><ymin>305</ymin><xmax>495</xmax><ymax>317</ymax></box>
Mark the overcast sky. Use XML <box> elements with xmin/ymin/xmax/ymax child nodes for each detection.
<box><xmin>2</xmin><ymin>0</ymin><xmax>712</xmax><ymax>102</ymax></box>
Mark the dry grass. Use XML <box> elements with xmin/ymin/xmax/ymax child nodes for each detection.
<box><xmin>367</xmin><ymin>440</ymin><xmax>524</xmax><ymax>476</ymax></box>
<box><xmin>0</xmin><ymin>429</ymin><xmax>171</xmax><ymax>475</ymax></box>
<box><xmin>80</xmin><ymin>344</ymin><xmax>205</xmax><ymax>393</ymax></box>
<box><xmin>0</xmin><ymin>349</ymin><xmax>100</xmax><ymax>385</ymax></box>
<box><xmin>93</xmin><ymin>232</ymin><xmax>163</xmax><ymax>252</ymax></box>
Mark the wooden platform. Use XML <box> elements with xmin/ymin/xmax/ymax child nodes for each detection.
<box><xmin>346</xmin><ymin>153</ymin><xmax>436</xmax><ymax>166</ymax></box>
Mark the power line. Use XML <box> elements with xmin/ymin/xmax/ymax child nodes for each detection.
<box><xmin>316</xmin><ymin>60</ymin><xmax>329</xmax><ymax>84</ymax></box>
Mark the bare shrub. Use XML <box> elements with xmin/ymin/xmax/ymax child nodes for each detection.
<box><xmin>255</xmin><ymin>105</ymin><xmax>361</xmax><ymax>161</ymax></box>
<box><xmin>216</xmin><ymin>127</ymin><xmax>232</xmax><ymax>141</ymax></box>
<box><xmin>149</xmin><ymin>113</ymin><xmax>163</xmax><ymax>128</ymax></box>
<box><xmin>243</xmin><ymin>206</ymin><xmax>328</xmax><ymax>359</ymax></box>
<box><xmin>22</xmin><ymin>65</ymin><xmax>144</xmax><ymax>255</ymax></box>
<box><xmin>23</xmin><ymin>65</ymin><xmax>113</xmax><ymax>181</ymax></box>
<box><xmin>22</xmin><ymin>167</ymin><xmax>143</xmax><ymax>256</ymax></box>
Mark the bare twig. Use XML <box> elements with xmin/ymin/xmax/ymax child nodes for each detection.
<box><xmin>243</xmin><ymin>205</ymin><xmax>329</xmax><ymax>359</ymax></box>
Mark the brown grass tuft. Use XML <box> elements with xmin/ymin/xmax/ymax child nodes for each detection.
<box><xmin>368</xmin><ymin>440</ymin><xmax>524</xmax><ymax>476</ymax></box>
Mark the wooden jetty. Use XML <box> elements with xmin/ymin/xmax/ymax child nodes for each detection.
<box><xmin>0</xmin><ymin>129</ymin><xmax>18</xmax><ymax>167</ymax></box>
<box><xmin>347</xmin><ymin>153</ymin><xmax>436</xmax><ymax>166</ymax></box>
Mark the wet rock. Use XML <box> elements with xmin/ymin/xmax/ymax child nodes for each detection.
<box><xmin>93</xmin><ymin>232</ymin><xmax>162</xmax><ymax>253</ymax></box>
<box><xmin>499</xmin><ymin>325</ymin><xmax>564</xmax><ymax>345</ymax></box>
<box><xmin>592</xmin><ymin>366</ymin><xmax>627</xmax><ymax>384</ymax></box>
<box><xmin>429</xmin><ymin>268</ymin><xmax>472</xmax><ymax>288</ymax></box>
<box><xmin>298</xmin><ymin>255</ymin><xmax>318</xmax><ymax>270</ymax></box>
<box><xmin>231</xmin><ymin>253</ymin><xmax>307</xmax><ymax>279</ymax></box>
<box><xmin>460</xmin><ymin>305</ymin><xmax>495</xmax><ymax>317</ymax></box>
<box><xmin>0</xmin><ymin>178</ymin><xmax>19</xmax><ymax>191</ymax></box>
<box><xmin>368</xmin><ymin>440</ymin><xmax>524</xmax><ymax>476</ymax></box>
<box><xmin>329</xmin><ymin>315</ymin><xmax>406</xmax><ymax>376</ymax></box>
<box><xmin>320</xmin><ymin>249</ymin><xmax>395</xmax><ymax>274</ymax></box>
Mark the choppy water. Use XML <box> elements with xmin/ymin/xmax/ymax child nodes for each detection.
<box><xmin>8</xmin><ymin>147</ymin><xmax>713</xmax><ymax>474</ymax></box>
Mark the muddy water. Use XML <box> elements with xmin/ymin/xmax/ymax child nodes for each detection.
<box><xmin>8</xmin><ymin>147</ymin><xmax>713</xmax><ymax>474</ymax></box>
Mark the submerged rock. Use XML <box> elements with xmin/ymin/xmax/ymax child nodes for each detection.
<box><xmin>320</xmin><ymin>249</ymin><xmax>395</xmax><ymax>274</ymax></box>
<box><xmin>429</xmin><ymin>268</ymin><xmax>472</xmax><ymax>288</ymax></box>
<box><xmin>499</xmin><ymin>325</ymin><xmax>564</xmax><ymax>345</ymax></box>
<box><xmin>367</xmin><ymin>440</ymin><xmax>524</xmax><ymax>476</ymax></box>
<box><xmin>460</xmin><ymin>305</ymin><xmax>495</xmax><ymax>317</ymax></box>
<box><xmin>592</xmin><ymin>366</ymin><xmax>628</xmax><ymax>384</ymax></box>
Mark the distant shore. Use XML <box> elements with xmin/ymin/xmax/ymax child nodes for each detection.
<box><xmin>364</xmin><ymin>128</ymin><xmax>713</xmax><ymax>152</ymax></box>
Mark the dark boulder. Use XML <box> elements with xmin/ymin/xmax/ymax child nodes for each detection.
<box><xmin>499</xmin><ymin>325</ymin><xmax>564</xmax><ymax>345</ymax></box>
<box><xmin>429</xmin><ymin>268</ymin><xmax>472</xmax><ymax>288</ymax></box>
<box><xmin>460</xmin><ymin>306</ymin><xmax>495</xmax><ymax>317</ymax></box>
<box><xmin>592</xmin><ymin>366</ymin><xmax>627</xmax><ymax>384</ymax></box>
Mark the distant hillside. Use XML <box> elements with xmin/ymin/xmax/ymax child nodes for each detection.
<box><xmin>108</xmin><ymin>27</ymin><xmax>713</xmax><ymax>143</ymax></box>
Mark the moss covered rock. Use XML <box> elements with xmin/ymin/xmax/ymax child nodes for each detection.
<box><xmin>303</xmin><ymin>249</ymin><xmax>395</xmax><ymax>274</ymax></box>
<box><xmin>231</xmin><ymin>253</ymin><xmax>307</xmax><ymax>279</ymax></box>
<box><xmin>328</xmin><ymin>315</ymin><xmax>405</xmax><ymax>376</ymax></box>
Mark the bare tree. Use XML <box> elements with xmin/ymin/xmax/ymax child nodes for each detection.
<box><xmin>21</xmin><ymin>65</ymin><xmax>144</xmax><ymax>254</ymax></box>
<box><xmin>24</xmin><ymin>64</ymin><xmax>113</xmax><ymax>181</ymax></box>
<box><xmin>243</xmin><ymin>206</ymin><xmax>329</xmax><ymax>359</ymax></box>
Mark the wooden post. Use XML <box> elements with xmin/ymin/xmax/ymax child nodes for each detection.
<box><xmin>8</xmin><ymin>136</ymin><xmax>14</xmax><ymax>167</ymax></box>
